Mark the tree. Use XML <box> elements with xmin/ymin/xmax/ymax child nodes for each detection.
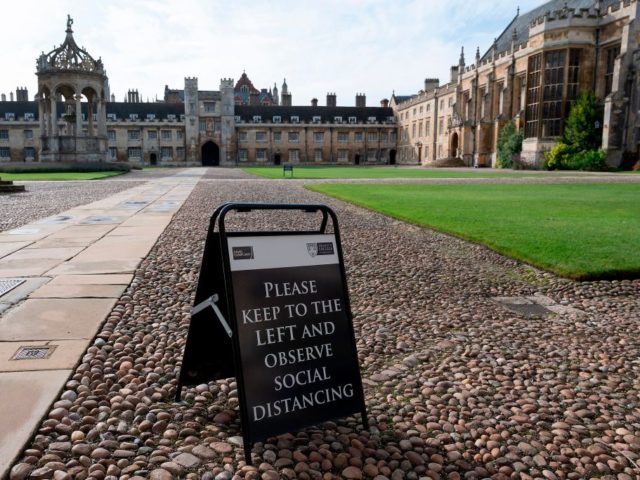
<box><xmin>496</xmin><ymin>121</ymin><xmax>523</xmax><ymax>169</ymax></box>
<box><xmin>563</xmin><ymin>91</ymin><xmax>604</xmax><ymax>151</ymax></box>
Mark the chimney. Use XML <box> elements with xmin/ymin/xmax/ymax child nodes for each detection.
<box><xmin>1</xmin><ymin>94</ymin><xmax>5</xmax><ymax>102</ymax></box>
<box><xmin>380</xmin><ymin>98</ymin><xmax>389</xmax><ymax>108</ymax></box>
<box><xmin>311</xmin><ymin>98</ymin><xmax>318</xmax><ymax>107</ymax></box>
<box><xmin>10</xmin><ymin>92</ymin><xmax>14</xmax><ymax>102</ymax></box>
<box><xmin>111</xmin><ymin>93</ymin><xmax>115</xmax><ymax>102</ymax></box>
<box><xmin>281</xmin><ymin>92</ymin><xmax>292</xmax><ymax>107</ymax></box>
<box><xmin>355</xmin><ymin>93</ymin><xmax>366</xmax><ymax>108</ymax></box>
<box><xmin>326</xmin><ymin>92</ymin><xmax>336</xmax><ymax>107</ymax></box>
<box><xmin>450</xmin><ymin>66</ymin><xmax>459</xmax><ymax>84</ymax></box>
<box><xmin>424</xmin><ymin>79</ymin><xmax>439</xmax><ymax>92</ymax></box>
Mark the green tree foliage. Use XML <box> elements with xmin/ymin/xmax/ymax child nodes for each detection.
<box><xmin>544</xmin><ymin>92</ymin><xmax>607</xmax><ymax>171</ymax></box>
<box><xmin>496</xmin><ymin>121</ymin><xmax>523</xmax><ymax>169</ymax></box>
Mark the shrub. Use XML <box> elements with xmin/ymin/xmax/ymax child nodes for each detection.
<box><xmin>544</xmin><ymin>144</ymin><xmax>607</xmax><ymax>171</ymax></box>
<box><xmin>496</xmin><ymin>121</ymin><xmax>523</xmax><ymax>169</ymax></box>
<box><xmin>543</xmin><ymin>143</ymin><xmax>576</xmax><ymax>170</ymax></box>
<box><xmin>563</xmin><ymin>92</ymin><xmax>604</xmax><ymax>151</ymax></box>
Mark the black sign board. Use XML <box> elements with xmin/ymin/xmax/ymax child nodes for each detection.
<box><xmin>176</xmin><ymin>203</ymin><xmax>367</xmax><ymax>463</ymax></box>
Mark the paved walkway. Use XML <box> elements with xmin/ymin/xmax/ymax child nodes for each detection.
<box><xmin>0</xmin><ymin>168</ymin><xmax>205</xmax><ymax>478</ymax></box>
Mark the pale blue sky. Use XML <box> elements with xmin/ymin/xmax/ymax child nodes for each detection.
<box><xmin>1</xmin><ymin>0</ymin><xmax>542</xmax><ymax>106</ymax></box>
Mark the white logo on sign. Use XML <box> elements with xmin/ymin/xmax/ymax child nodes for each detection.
<box><xmin>306</xmin><ymin>243</ymin><xmax>317</xmax><ymax>257</ymax></box>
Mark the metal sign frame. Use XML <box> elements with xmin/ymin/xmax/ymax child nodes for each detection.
<box><xmin>176</xmin><ymin>203</ymin><xmax>368</xmax><ymax>464</ymax></box>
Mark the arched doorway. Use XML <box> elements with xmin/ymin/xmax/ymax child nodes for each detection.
<box><xmin>450</xmin><ymin>132</ymin><xmax>459</xmax><ymax>158</ymax></box>
<box><xmin>274</xmin><ymin>154</ymin><xmax>281</xmax><ymax>165</ymax></box>
<box><xmin>354</xmin><ymin>154</ymin><xmax>361</xmax><ymax>165</ymax></box>
<box><xmin>389</xmin><ymin>149</ymin><xmax>397</xmax><ymax>165</ymax></box>
<box><xmin>149</xmin><ymin>153</ymin><xmax>157</xmax><ymax>166</ymax></box>
<box><xmin>201</xmin><ymin>141</ymin><xmax>220</xmax><ymax>166</ymax></box>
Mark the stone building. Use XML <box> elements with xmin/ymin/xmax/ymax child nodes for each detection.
<box><xmin>394</xmin><ymin>0</ymin><xmax>640</xmax><ymax>167</ymax></box>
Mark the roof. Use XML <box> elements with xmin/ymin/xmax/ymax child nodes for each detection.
<box><xmin>393</xmin><ymin>95</ymin><xmax>413</xmax><ymax>103</ymax></box>
<box><xmin>235</xmin><ymin>105</ymin><xmax>394</xmax><ymax>123</ymax></box>
<box><xmin>480</xmin><ymin>0</ymin><xmax>618</xmax><ymax>62</ymax></box>
<box><xmin>0</xmin><ymin>101</ymin><xmax>184</xmax><ymax>121</ymax></box>
<box><xmin>0</xmin><ymin>101</ymin><xmax>38</xmax><ymax>119</ymax></box>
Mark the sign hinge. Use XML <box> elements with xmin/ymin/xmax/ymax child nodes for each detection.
<box><xmin>191</xmin><ymin>294</ymin><xmax>233</xmax><ymax>338</ymax></box>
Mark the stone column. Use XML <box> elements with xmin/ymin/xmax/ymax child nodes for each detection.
<box><xmin>97</xmin><ymin>100</ymin><xmax>107</xmax><ymax>136</ymax></box>
<box><xmin>75</xmin><ymin>94</ymin><xmax>83</xmax><ymax>136</ymax></box>
<box><xmin>38</xmin><ymin>96</ymin><xmax>45</xmax><ymax>134</ymax></box>
<box><xmin>50</xmin><ymin>96</ymin><xmax>58</xmax><ymax>137</ymax></box>
<box><xmin>87</xmin><ymin>99</ymin><xmax>94</xmax><ymax>136</ymax></box>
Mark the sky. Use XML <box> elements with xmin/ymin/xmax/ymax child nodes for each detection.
<box><xmin>0</xmin><ymin>0</ymin><xmax>543</xmax><ymax>107</ymax></box>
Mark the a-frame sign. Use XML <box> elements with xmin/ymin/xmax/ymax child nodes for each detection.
<box><xmin>176</xmin><ymin>203</ymin><xmax>368</xmax><ymax>463</ymax></box>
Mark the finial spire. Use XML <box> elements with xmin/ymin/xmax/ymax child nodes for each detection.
<box><xmin>459</xmin><ymin>46</ymin><xmax>465</xmax><ymax>66</ymax></box>
<box><xmin>475</xmin><ymin>46</ymin><xmax>480</xmax><ymax>62</ymax></box>
<box><xmin>517</xmin><ymin>6</ymin><xmax>520</xmax><ymax>16</ymax></box>
<box><xmin>66</xmin><ymin>14</ymin><xmax>74</xmax><ymax>33</ymax></box>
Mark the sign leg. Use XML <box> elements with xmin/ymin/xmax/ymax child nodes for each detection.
<box><xmin>243</xmin><ymin>440</ymin><xmax>252</xmax><ymax>466</ymax></box>
<box><xmin>361</xmin><ymin>408</ymin><xmax>370</xmax><ymax>430</ymax></box>
<box><xmin>175</xmin><ymin>383</ymin><xmax>182</xmax><ymax>402</ymax></box>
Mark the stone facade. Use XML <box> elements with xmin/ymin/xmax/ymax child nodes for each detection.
<box><xmin>394</xmin><ymin>0</ymin><xmax>640</xmax><ymax>168</ymax></box>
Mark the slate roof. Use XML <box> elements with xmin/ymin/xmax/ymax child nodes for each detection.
<box><xmin>480</xmin><ymin>0</ymin><xmax>619</xmax><ymax>62</ymax></box>
<box><xmin>0</xmin><ymin>101</ymin><xmax>184</xmax><ymax>121</ymax></box>
<box><xmin>235</xmin><ymin>105</ymin><xmax>394</xmax><ymax>123</ymax></box>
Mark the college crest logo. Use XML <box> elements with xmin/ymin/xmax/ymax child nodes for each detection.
<box><xmin>306</xmin><ymin>243</ymin><xmax>318</xmax><ymax>257</ymax></box>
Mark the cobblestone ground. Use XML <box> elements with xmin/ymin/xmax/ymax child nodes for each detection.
<box><xmin>0</xmin><ymin>180</ymin><xmax>143</xmax><ymax>233</ymax></box>
<box><xmin>9</xmin><ymin>177</ymin><xmax>640</xmax><ymax>480</ymax></box>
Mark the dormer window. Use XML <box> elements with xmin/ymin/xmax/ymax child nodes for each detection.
<box><xmin>273</xmin><ymin>115</ymin><xmax>281</xmax><ymax>123</ymax></box>
<box><xmin>387</xmin><ymin>116</ymin><xmax>396</xmax><ymax>123</ymax></box>
<box><xmin>334</xmin><ymin>116</ymin><xmax>342</xmax><ymax>123</ymax></box>
<box><xmin>290</xmin><ymin>116</ymin><xmax>300</xmax><ymax>124</ymax></box>
<box><xmin>312</xmin><ymin>116</ymin><xmax>321</xmax><ymax>124</ymax></box>
<box><xmin>234</xmin><ymin>115</ymin><xmax>241</xmax><ymax>122</ymax></box>
<box><xmin>5</xmin><ymin>113</ymin><xmax>15</xmax><ymax>121</ymax></box>
<box><xmin>180</xmin><ymin>114</ymin><xmax>185</xmax><ymax>121</ymax></box>
<box><xmin>253</xmin><ymin>115</ymin><xmax>262</xmax><ymax>123</ymax></box>
<box><xmin>24</xmin><ymin>113</ymin><xmax>35</xmax><ymax>121</ymax></box>
<box><xmin>146</xmin><ymin>113</ymin><xmax>156</xmax><ymax>121</ymax></box>
<box><xmin>107</xmin><ymin>113</ymin><xmax>117</xmax><ymax>121</ymax></box>
<box><xmin>167</xmin><ymin>114</ymin><xmax>176</xmax><ymax>121</ymax></box>
<box><xmin>129</xmin><ymin>113</ymin><xmax>138</xmax><ymax>121</ymax></box>
<box><xmin>348</xmin><ymin>116</ymin><xmax>357</xmax><ymax>124</ymax></box>
<box><xmin>367</xmin><ymin>116</ymin><xmax>376</xmax><ymax>123</ymax></box>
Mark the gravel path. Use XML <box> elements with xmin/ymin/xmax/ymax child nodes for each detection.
<box><xmin>9</xmin><ymin>177</ymin><xmax>640</xmax><ymax>480</ymax></box>
<box><xmin>0</xmin><ymin>181</ymin><xmax>144</xmax><ymax>233</ymax></box>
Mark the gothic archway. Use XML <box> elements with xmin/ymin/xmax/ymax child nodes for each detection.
<box><xmin>389</xmin><ymin>149</ymin><xmax>397</xmax><ymax>165</ymax></box>
<box><xmin>451</xmin><ymin>132</ymin><xmax>459</xmax><ymax>158</ymax></box>
<box><xmin>201</xmin><ymin>141</ymin><xmax>220</xmax><ymax>166</ymax></box>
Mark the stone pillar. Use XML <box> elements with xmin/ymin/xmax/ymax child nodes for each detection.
<box><xmin>38</xmin><ymin>97</ymin><xmax>45</xmax><ymax>134</ymax></box>
<box><xmin>75</xmin><ymin>94</ymin><xmax>82</xmax><ymax>135</ymax></box>
<box><xmin>50</xmin><ymin>96</ymin><xmax>58</xmax><ymax>136</ymax></box>
<box><xmin>87</xmin><ymin>100</ymin><xmax>94</xmax><ymax>136</ymax></box>
<box><xmin>97</xmin><ymin>100</ymin><xmax>106</xmax><ymax>136</ymax></box>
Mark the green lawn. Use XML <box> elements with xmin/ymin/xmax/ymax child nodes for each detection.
<box><xmin>308</xmin><ymin>183</ymin><xmax>640</xmax><ymax>280</ymax></box>
<box><xmin>0</xmin><ymin>171</ymin><xmax>126</xmax><ymax>181</ymax></box>
<box><xmin>243</xmin><ymin>166</ymin><xmax>556</xmax><ymax>179</ymax></box>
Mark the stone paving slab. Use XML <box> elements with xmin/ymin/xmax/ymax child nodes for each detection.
<box><xmin>0</xmin><ymin>168</ymin><xmax>204</xmax><ymax>480</ymax></box>
<box><xmin>0</xmin><ymin>370</ymin><xmax>72</xmax><ymax>477</ymax></box>
<box><xmin>0</xmin><ymin>298</ymin><xmax>118</xmax><ymax>341</ymax></box>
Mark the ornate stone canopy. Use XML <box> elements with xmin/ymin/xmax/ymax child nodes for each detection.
<box><xmin>36</xmin><ymin>15</ymin><xmax>104</xmax><ymax>75</ymax></box>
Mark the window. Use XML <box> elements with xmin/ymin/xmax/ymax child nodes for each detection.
<box><xmin>253</xmin><ymin>115</ymin><xmax>262</xmax><ymax>123</ymax></box>
<box><xmin>566</xmin><ymin>49</ymin><xmax>581</xmax><ymax>104</ymax></box>
<box><xmin>214</xmin><ymin>119</ymin><xmax>221</xmax><ymax>132</ymax></box>
<box><xmin>0</xmin><ymin>130</ymin><xmax>8</xmax><ymax>140</ymax></box>
<box><xmin>425</xmin><ymin>121</ymin><xmax>430</xmax><ymax>137</ymax></box>
<box><xmin>239</xmin><ymin>149</ymin><xmax>248</xmax><ymax>162</ymax></box>
<box><xmin>239</xmin><ymin>131</ymin><xmax>248</xmax><ymax>142</ymax></box>
<box><xmin>438</xmin><ymin>117</ymin><xmax>443</xmax><ymax>133</ymax></box>
<box><xmin>525</xmin><ymin>53</ymin><xmax>542</xmax><ymax>138</ymax></box>
<box><xmin>348</xmin><ymin>116</ymin><xmax>357</xmax><ymax>124</ymax></box>
<box><xmin>176</xmin><ymin>147</ymin><xmax>185</xmax><ymax>159</ymax></box>
<box><xmin>107</xmin><ymin>113</ymin><xmax>117</xmax><ymax>121</ymax></box>
<box><xmin>167</xmin><ymin>114</ymin><xmax>177</xmax><ymax>121</ymax></box>
<box><xmin>204</xmin><ymin>101</ymin><xmax>216</xmax><ymax>112</ymax></box>
<box><xmin>338</xmin><ymin>132</ymin><xmax>348</xmax><ymax>143</ymax></box>
<box><xmin>0</xmin><ymin>147</ymin><xmax>9</xmax><ymax>158</ymax></box>
<box><xmin>128</xmin><ymin>147</ymin><xmax>141</xmax><ymax>159</ymax></box>
<box><xmin>161</xmin><ymin>147</ymin><xmax>172</xmax><ymax>158</ymax></box>
<box><xmin>161</xmin><ymin>130</ymin><xmax>172</xmax><ymax>140</ymax></box>
<box><xmin>146</xmin><ymin>114</ymin><xmax>156</xmax><ymax>121</ymax></box>
<box><xmin>289</xmin><ymin>149</ymin><xmax>300</xmax><ymax>162</ymax></box>
<box><xmin>439</xmin><ymin>100</ymin><xmax>444</xmax><ymax>109</ymax></box>
<box><xmin>256</xmin><ymin>131</ymin><xmax>267</xmax><ymax>143</ymax></box>
<box><xmin>312</xmin><ymin>116</ymin><xmax>321</xmax><ymax>124</ymax></box>
<box><xmin>368</xmin><ymin>132</ymin><xmax>377</xmax><ymax>142</ymax></box>
<box><xmin>24</xmin><ymin>113</ymin><xmax>35</xmax><ymax>121</ymax></box>
<box><xmin>604</xmin><ymin>45</ymin><xmax>620</xmax><ymax>96</ymax></box>
<box><xmin>418</xmin><ymin>122</ymin><xmax>423</xmax><ymax>137</ymax></box>
<box><xmin>413</xmin><ymin>108</ymin><xmax>416</xmax><ymax>116</ymax></box>
<box><xmin>273</xmin><ymin>116</ymin><xmax>281</xmax><ymax>123</ymax></box>
<box><xmin>448</xmin><ymin>98</ymin><xmax>453</xmax><ymax>107</ymax></box>
<box><xmin>24</xmin><ymin>130</ymin><xmax>33</xmax><ymax>140</ymax></box>
<box><xmin>128</xmin><ymin>130</ymin><xmax>140</xmax><ymax>140</ymax></box>
<box><xmin>412</xmin><ymin>124</ymin><xmax>416</xmax><ymax>137</ymax></box>
<box><xmin>314</xmin><ymin>132</ymin><xmax>324</xmax><ymax>143</ymax></box>
<box><xmin>380</xmin><ymin>133</ymin><xmax>388</xmax><ymax>143</ymax></box>
<box><xmin>542</xmin><ymin>50</ymin><xmax>565</xmax><ymax>137</ymax></box>
<box><xmin>288</xmin><ymin>132</ymin><xmax>299</xmax><ymax>143</ymax></box>
<box><xmin>367</xmin><ymin>149</ymin><xmax>376</xmax><ymax>161</ymax></box>
<box><xmin>199</xmin><ymin>120</ymin><xmax>206</xmax><ymax>132</ymax></box>
<box><xmin>273</xmin><ymin>132</ymin><xmax>282</xmax><ymax>143</ymax></box>
<box><xmin>290</xmin><ymin>116</ymin><xmax>300</xmax><ymax>123</ymax></box>
<box><xmin>355</xmin><ymin>132</ymin><xmax>363</xmax><ymax>142</ymax></box>
<box><xmin>24</xmin><ymin>147</ymin><xmax>35</xmax><ymax>159</ymax></box>
<box><xmin>419</xmin><ymin>106</ymin><xmax>423</xmax><ymax>114</ymax></box>
<box><xmin>108</xmin><ymin>130</ymin><xmax>116</xmax><ymax>140</ymax></box>
<box><xmin>426</xmin><ymin>104</ymin><xmax>431</xmax><ymax>112</ymax></box>
<box><xmin>390</xmin><ymin>132</ymin><xmax>397</xmax><ymax>143</ymax></box>
<box><xmin>108</xmin><ymin>147</ymin><xmax>117</xmax><ymax>159</ymax></box>
<box><xmin>338</xmin><ymin>149</ymin><xmax>348</xmax><ymax>161</ymax></box>
<box><xmin>314</xmin><ymin>149</ymin><xmax>322</xmax><ymax>162</ymax></box>
<box><xmin>177</xmin><ymin>131</ymin><xmax>184</xmax><ymax>140</ymax></box>
<box><xmin>334</xmin><ymin>116</ymin><xmax>343</xmax><ymax>123</ymax></box>
<box><xmin>129</xmin><ymin>113</ymin><xmax>138</xmax><ymax>120</ymax></box>
<box><xmin>256</xmin><ymin>149</ymin><xmax>267</xmax><ymax>161</ymax></box>
<box><xmin>235</xmin><ymin>115</ymin><xmax>242</xmax><ymax>123</ymax></box>
<box><xmin>148</xmin><ymin>130</ymin><xmax>157</xmax><ymax>140</ymax></box>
